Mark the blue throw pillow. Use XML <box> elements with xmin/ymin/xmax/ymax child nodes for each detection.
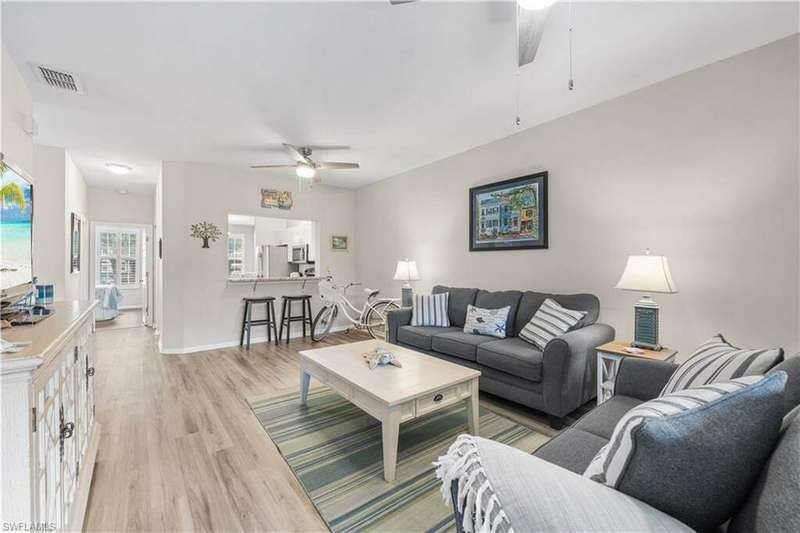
<box><xmin>463</xmin><ymin>304</ymin><xmax>510</xmax><ymax>338</ymax></box>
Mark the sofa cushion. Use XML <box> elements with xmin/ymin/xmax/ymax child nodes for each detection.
<box><xmin>533</xmin><ymin>428</ymin><xmax>610</xmax><ymax>475</ymax></box>
<box><xmin>397</xmin><ymin>325</ymin><xmax>460</xmax><ymax>351</ymax></box>
<box><xmin>463</xmin><ymin>304</ymin><xmax>510</xmax><ymax>338</ymax></box>
<box><xmin>477</xmin><ymin>337</ymin><xmax>544</xmax><ymax>382</ymax></box>
<box><xmin>729</xmin><ymin>408</ymin><xmax>800</xmax><ymax>533</ymax></box>
<box><xmin>551</xmin><ymin>294</ymin><xmax>600</xmax><ymax>328</ymax></box>
<box><xmin>514</xmin><ymin>291</ymin><xmax>600</xmax><ymax>335</ymax></box>
<box><xmin>432</xmin><ymin>285</ymin><xmax>477</xmax><ymax>327</ymax></box>
<box><xmin>585</xmin><ymin>373</ymin><xmax>787</xmax><ymax>532</ymax></box>
<box><xmin>474</xmin><ymin>290</ymin><xmax>522</xmax><ymax>335</ymax></box>
<box><xmin>572</xmin><ymin>395</ymin><xmax>643</xmax><ymax>440</ymax></box>
<box><xmin>431</xmin><ymin>331</ymin><xmax>496</xmax><ymax>362</ymax></box>
<box><xmin>661</xmin><ymin>334</ymin><xmax>784</xmax><ymax>395</ymax></box>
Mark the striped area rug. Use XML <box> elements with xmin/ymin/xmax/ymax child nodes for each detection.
<box><xmin>249</xmin><ymin>387</ymin><xmax>551</xmax><ymax>533</ymax></box>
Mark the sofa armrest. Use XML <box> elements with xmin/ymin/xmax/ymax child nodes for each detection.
<box><xmin>614</xmin><ymin>357</ymin><xmax>678</xmax><ymax>401</ymax></box>
<box><xmin>386</xmin><ymin>308</ymin><xmax>412</xmax><ymax>344</ymax></box>
<box><xmin>543</xmin><ymin>323</ymin><xmax>615</xmax><ymax>417</ymax></box>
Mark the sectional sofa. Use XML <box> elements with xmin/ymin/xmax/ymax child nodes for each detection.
<box><xmin>387</xmin><ymin>285</ymin><xmax>615</xmax><ymax>428</ymax></box>
<box><xmin>449</xmin><ymin>355</ymin><xmax>800</xmax><ymax>532</ymax></box>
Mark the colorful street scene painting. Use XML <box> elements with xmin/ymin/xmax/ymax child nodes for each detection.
<box><xmin>476</xmin><ymin>183</ymin><xmax>539</xmax><ymax>242</ymax></box>
<box><xmin>470</xmin><ymin>172</ymin><xmax>548</xmax><ymax>251</ymax></box>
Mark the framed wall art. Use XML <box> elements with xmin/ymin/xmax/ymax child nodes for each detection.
<box><xmin>469</xmin><ymin>171</ymin><xmax>548</xmax><ymax>251</ymax></box>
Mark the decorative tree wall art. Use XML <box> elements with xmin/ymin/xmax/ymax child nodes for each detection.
<box><xmin>190</xmin><ymin>221</ymin><xmax>223</xmax><ymax>248</ymax></box>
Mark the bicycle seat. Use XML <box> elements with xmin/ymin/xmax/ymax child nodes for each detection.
<box><xmin>364</xmin><ymin>288</ymin><xmax>380</xmax><ymax>299</ymax></box>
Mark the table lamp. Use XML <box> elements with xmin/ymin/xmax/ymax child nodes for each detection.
<box><xmin>615</xmin><ymin>249</ymin><xmax>678</xmax><ymax>351</ymax></box>
<box><xmin>393</xmin><ymin>260</ymin><xmax>420</xmax><ymax>308</ymax></box>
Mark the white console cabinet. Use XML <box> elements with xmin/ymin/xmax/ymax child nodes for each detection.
<box><xmin>1</xmin><ymin>301</ymin><xmax>100</xmax><ymax>531</ymax></box>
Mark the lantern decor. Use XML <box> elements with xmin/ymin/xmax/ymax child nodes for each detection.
<box><xmin>190</xmin><ymin>221</ymin><xmax>222</xmax><ymax>249</ymax></box>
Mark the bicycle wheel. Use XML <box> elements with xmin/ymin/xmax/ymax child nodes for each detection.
<box><xmin>311</xmin><ymin>305</ymin><xmax>337</xmax><ymax>342</ymax></box>
<box><xmin>365</xmin><ymin>301</ymin><xmax>401</xmax><ymax>340</ymax></box>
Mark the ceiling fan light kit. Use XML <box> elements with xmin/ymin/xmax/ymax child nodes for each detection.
<box><xmin>296</xmin><ymin>164</ymin><xmax>316</xmax><ymax>179</ymax></box>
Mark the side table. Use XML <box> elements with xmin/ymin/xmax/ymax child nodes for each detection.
<box><xmin>596</xmin><ymin>341</ymin><xmax>677</xmax><ymax>405</ymax></box>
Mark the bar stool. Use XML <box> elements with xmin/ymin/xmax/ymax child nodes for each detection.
<box><xmin>279</xmin><ymin>295</ymin><xmax>313</xmax><ymax>343</ymax></box>
<box><xmin>240</xmin><ymin>297</ymin><xmax>278</xmax><ymax>349</ymax></box>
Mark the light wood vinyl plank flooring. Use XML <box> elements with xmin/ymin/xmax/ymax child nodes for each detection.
<box><xmin>84</xmin><ymin>326</ymin><xmax>560</xmax><ymax>532</ymax></box>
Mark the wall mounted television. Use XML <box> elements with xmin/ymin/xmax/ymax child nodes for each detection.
<box><xmin>0</xmin><ymin>154</ymin><xmax>34</xmax><ymax>304</ymax></box>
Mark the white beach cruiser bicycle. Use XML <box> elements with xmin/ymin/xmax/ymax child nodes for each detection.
<box><xmin>311</xmin><ymin>275</ymin><xmax>400</xmax><ymax>341</ymax></box>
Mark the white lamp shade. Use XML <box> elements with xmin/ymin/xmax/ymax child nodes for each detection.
<box><xmin>615</xmin><ymin>255</ymin><xmax>678</xmax><ymax>294</ymax></box>
<box><xmin>393</xmin><ymin>260</ymin><xmax>420</xmax><ymax>282</ymax></box>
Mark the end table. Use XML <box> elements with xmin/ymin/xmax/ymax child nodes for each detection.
<box><xmin>596</xmin><ymin>341</ymin><xmax>677</xmax><ymax>405</ymax></box>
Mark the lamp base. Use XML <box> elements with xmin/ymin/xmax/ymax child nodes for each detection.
<box><xmin>401</xmin><ymin>286</ymin><xmax>413</xmax><ymax>308</ymax></box>
<box><xmin>632</xmin><ymin>297</ymin><xmax>661</xmax><ymax>351</ymax></box>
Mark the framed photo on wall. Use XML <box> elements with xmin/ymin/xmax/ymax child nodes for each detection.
<box><xmin>70</xmin><ymin>212</ymin><xmax>81</xmax><ymax>272</ymax></box>
<box><xmin>331</xmin><ymin>235</ymin><xmax>348</xmax><ymax>251</ymax></box>
<box><xmin>469</xmin><ymin>171</ymin><xmax>548</xmax><ymax>251</ymax></box>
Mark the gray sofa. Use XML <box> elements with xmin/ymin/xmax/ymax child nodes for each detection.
<box><xmin>451</xmin><ymin>355</ymin><xmax>800</xmax><ymax>532</ymax></box>
<box><xmin>387</xmin><ymin>285</ymin><xmax>615</xmax><ymax>428</ymax></box>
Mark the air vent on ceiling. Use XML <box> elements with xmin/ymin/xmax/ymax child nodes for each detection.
<box><xmin>34</xmin><ymin>65</ymin><xmax>83</xmax><ymax>93</ymax></box>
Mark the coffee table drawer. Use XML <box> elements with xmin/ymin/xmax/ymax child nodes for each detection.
<box><xmin>416</xmin><ymin>382</ymin><xmax>471</xmax><ymax>416</ymax></box>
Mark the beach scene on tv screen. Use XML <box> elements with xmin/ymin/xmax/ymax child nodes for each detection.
<box><xmin>1</xmin><ymin>165</ymin><xmax>33</xmax><ymax>291</ymax></box>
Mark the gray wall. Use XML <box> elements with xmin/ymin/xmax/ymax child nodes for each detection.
<box><xmin>355</xmin><ymin>35</ymin><xmax>800</xmax><ymax>358</ymax></box>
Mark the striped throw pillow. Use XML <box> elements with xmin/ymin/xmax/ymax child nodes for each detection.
<box><xmin>410</xmin><ymin>293</ymin><xmax>450</xmax><ymax>327</ymax></box>
<box><xmin>519</xmin><ymin>298</ymin><xmax>586</xmax><ymax>350</ymax></box>
<box><xmin>585</xmin><ymin>375</ymin><xmax>765</xmax><ymax>488</ymax></box>
<box><xmin>660</xmin><ymin>334</ymin><xmax>783</xmax><ymax>395</ymax></box>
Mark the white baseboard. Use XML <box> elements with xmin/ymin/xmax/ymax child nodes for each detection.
<box><xmin>158</xmin><ymin>325</ymin><xmax>351</xmax><ymax>355</ymax></box>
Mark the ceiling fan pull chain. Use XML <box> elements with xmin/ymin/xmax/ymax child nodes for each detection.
<box><xmin>568</xmin><ymin>1</ymin><xmax>575</xmax><ymax>91</ymax></box>
<box><xmin>515</xmin><ymin>3</ymin><xmax>522</xmax><ymax>127</ymax></box>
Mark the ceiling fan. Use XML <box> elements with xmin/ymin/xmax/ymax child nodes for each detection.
<box><xmin>389</xmin><ymin>0</ymin><xmax>556</xmax><ymax>67</ymax></box>
<box><xmin>251</xmin><ymin>143</ymin><xmax>360</xmax><ymax>183</ymax></box>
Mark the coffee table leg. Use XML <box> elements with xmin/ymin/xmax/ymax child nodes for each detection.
<box><xmin>467</xmin><ymin>379</ymin><xmax>480</xmax><ymax>435</ymax></box>
<box><xmin>382</xmin><ymin>410</ymin><xmax>400</xmax><ymax>482</ymax></box>
<box><xmin>300</xmin><ymin>371</ymin><xmax>311</xmax><ymax>406</ymax></box>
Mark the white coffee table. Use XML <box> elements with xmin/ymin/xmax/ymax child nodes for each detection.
<box><xmin>299</xmin><ymin>339</ymin><xmax>481</xmax><ymax>482</ymax></box>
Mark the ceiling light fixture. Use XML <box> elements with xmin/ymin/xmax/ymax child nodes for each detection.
<box><xmin>519</xmin><ymin>0</ymin><xmax>557</xmax><ymax>10</ymax></box>
<box><xmin>118</xmin><ymin>189</ymin><xmax>129</xmax><ymax>195</ymax></box>
<box><xmin>106</xmin><ymin>162</ymin><xmax>132</xmax><ymax>175</ymax></box>
<box><xmin>296</xmin><ymin>164</ymin><xmax>316</xmax><ymax>179</ymax></box>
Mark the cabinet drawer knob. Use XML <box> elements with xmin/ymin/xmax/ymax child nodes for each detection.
<box><xmin>61</xmin><ymin>422</ymin><xmax>75</xmax><ymax>440</ymax></box>
<box><xmin>433</xmin><ymin>393</ymin><xmax>444</xmax><ymax>403</ymax></box>
<box><xmin>86</xmin><ymin>367</ymin><xmax>95</xmax><ymax>377</ymax></box>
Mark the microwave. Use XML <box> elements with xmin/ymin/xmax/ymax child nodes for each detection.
<box><xmin>290</xmin><ymin>244</ymin><xmax>308</xmax><ymax>263</ymax></box>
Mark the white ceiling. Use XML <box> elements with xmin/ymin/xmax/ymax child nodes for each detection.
<box><xmin>2</xmin><ymin>2</ymin><xmax>798</xmax><ymax>192</ymax></box>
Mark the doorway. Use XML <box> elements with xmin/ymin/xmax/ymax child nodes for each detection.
<box><xmin>89</xmin><ymin>221</ymin><xmax>154</xmax><ymax>328</ymax></box>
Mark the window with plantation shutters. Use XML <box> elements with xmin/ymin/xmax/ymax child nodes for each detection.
<box><xmin>97</xmin><ymin>230</ymin><xmax>140</xmax><ymax>287</ymax></box>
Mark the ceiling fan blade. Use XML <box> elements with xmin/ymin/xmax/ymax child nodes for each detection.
<box><xmin>518</xmin><ymin>6</ymin><xmax>550</xmax><ymax>67</ymax></box>
<box><xmin>315</xmin><ymin>162</ymin><xmax>360</xmax><ymax>170</ymax></box>
<box><xmin>304</xmin><ymin>145</ymin><xmax>351</xmax><ymax>151</ymax></box>
<box><xmin>250</xmin><ymin>164</ymin><xmax>296</xmax><ymax>169</ymax></box>
<box><xmin>283</xmin><ymin>143</ymin><xmax>311</xmax><ymax>164</ymax></box>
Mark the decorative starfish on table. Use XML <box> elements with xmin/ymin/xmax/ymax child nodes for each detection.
<box><xmin>363</xmin><ymin>345</ymin><xmax>402</xmax><ymax>370</ymax></box>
